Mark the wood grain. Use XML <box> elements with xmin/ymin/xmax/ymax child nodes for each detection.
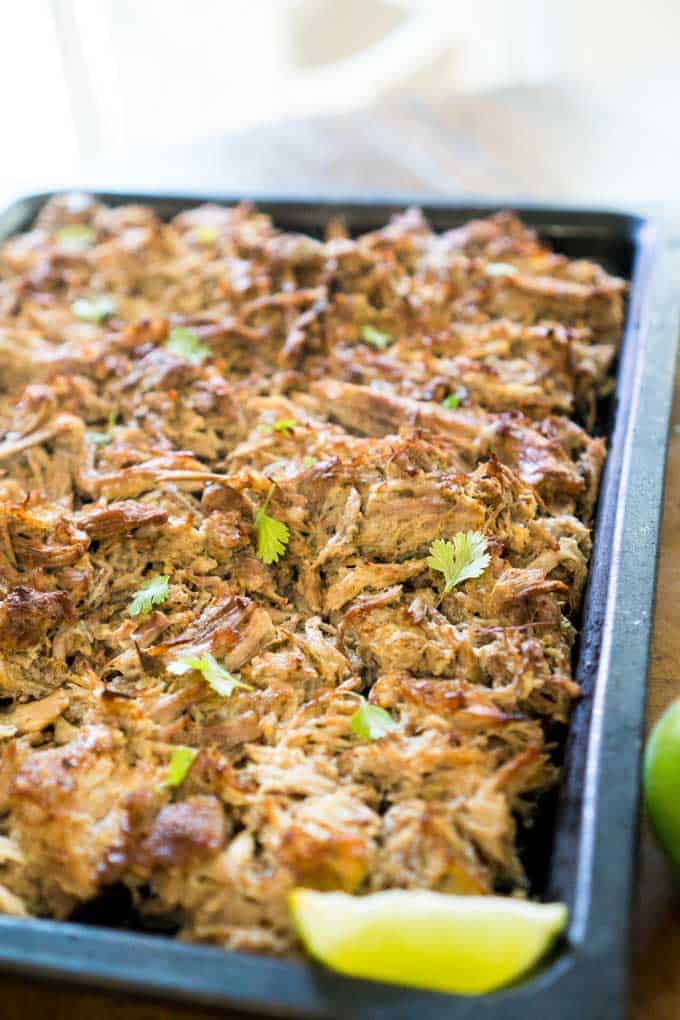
<box><xmin>4</xmin><ymin>92</ymin><xmax>680</xmax><ymax>1019</ymax></box>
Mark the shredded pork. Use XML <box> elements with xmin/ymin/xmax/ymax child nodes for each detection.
<box><xmin>0</xmin><ymin>195</ymin><xmax>624</xmax><ymax>953</ymax></box>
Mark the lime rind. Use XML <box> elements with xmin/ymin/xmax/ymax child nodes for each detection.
<box><xmin>644</xmin><ymin>700</ymin><xmax>680</xmax><ymax>869</ymax></box>
<box><xmin>289</xmin><ymin>888</ymin><xmax>567</xmax><ymax>996</ymax></box>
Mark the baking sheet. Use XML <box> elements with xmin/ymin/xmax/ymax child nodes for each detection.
<box><xmin>0</xmin><ymin>192</ymin><xmax>676</xmax><ymax>1020</ymax></box>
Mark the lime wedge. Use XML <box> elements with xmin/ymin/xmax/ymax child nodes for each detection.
<box><xmin>288</xmin><ymin>888</ymin><xmax>567</xmax><ymax>995</ymax></box>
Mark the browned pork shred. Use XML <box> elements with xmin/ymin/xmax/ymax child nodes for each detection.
<box><xmin>0</xmin><ymin>195</ymin><xmax>624</xmax><ymax>953</ymax></box>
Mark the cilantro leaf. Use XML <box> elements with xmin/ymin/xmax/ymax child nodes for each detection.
<box><xmin>484</xmin><ymin>262</ymin><xmax>518</xmax><ymax>277</ymax></box>
<box><xmin>195</xmin><ymin>225</ymin><xmax>219</xmax><ymax>244</ymax></box>
<box><xmin>57</xmin><ymin>224</ymin><xmax>95</xmax><ymax>252</ymax></box>
<box><xmin>259</xmin><ymin>418</ymin><xmax>298</xmax><ymax>436</ymax></box>
<box><xmin>350</xmin><ymin>694</ymin><xmax>399</xmax><ymax>741</ymax></box>
<box><xmin>272</xmin><ymin>418</ymin><xmax>297</xmax><ymax>434</ymax></box>
<box><xmin>361</xmin><ymin>324</ymin><xmax>393</xmax><ymax>349</ymax></box>
<box><xmin>88</xmin><ymin>431</ymin><xmax>112</xmax><ymax>446</ymax></box>
<box><xmin>164</xmin><ymin>745</ymin><xmax>197</xmax><ymax>788</ymax></box>
<box><xmin>426</xmin><ymin>533</ymin><xmax>490</xmax><ymax>593</ymax></box>
<box><xmin>442</xmin><ymin>387</ymin><xmax>468</xmax><ymax>410</ymax></box>
<box><xmin>88</xmin><ymin>410</ymin><xmax>118</xmax><ymax>447</ymax></box>
<box><xmin>167</xmin><ymin>651</ymin><xmax>252</xmax><ymax>697</ymax></box>
<box><xmin>72</xmin><ymin>295</ymin><xmax>117</xmax><ymax>323</ymax></box>
<box><xmin>128</xmin><ymin>574</ymin><xmax>170</xmax><ymax>616</ymax></box>
<box><xmin>254</xmin><ymin>485</ymin><xmax>290</xmax><ymax>565</ymax></box>
<box><xmin>166</xmin><ymin>326</ymin><xmax>210</xmax><ymax>364</ymax></box>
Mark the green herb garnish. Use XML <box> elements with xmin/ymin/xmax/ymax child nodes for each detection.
<box><xmin>88</xmin><ymin>411</ymin><xmax>118</xmax><ymax>447</ymax></box>
<box><xmin>350</xmin><ymin>694</ymin><xmax>399</xmax><ymax>741</ymax></box>
<box><xmin>89</xmin><ymin>431</ymin><xmax>112</xmax><ymax>446</ymax></box>
<box><xmin>72</xmin><ymin>295</ymin><xmax>117</xmax><ymax>323</ymax></box>
<box><xmin>164</xmin><ymin>745</ymin><xmax>197</xmax><ymax>788</ymax></box>
<box><xmin>254</xmin><ymin>485</ymin><xmax>290</xmax><ymax>565</ymax></box>
<box><xmin>426</xmin><ymin>533</ymin><xmax>490</xmax><ymax>593</ymax></box>
<box><xmin>272</xmin><ymin>418</ymin><xmax>297</xmax><ymax>434</ymax></box>
<box><xmin>166</xmin><ymin>326</ymin><xmax>210</xmax><ymax>364</ymax></box>
<box><xmin>57</xmin><ymin>224</ymin><xmax>95</xmax><ymax>252</ymax></box>
<box><xmin>128</xmin><ymin>574</ymin><xmax>170</xmax><ymax>617</ymax></box>
<box><xmin>195</xmin><ymin>225</ymin><xmax>219</xmax><ymax>244</ymax></box>
<box><xmin>361</xmin><ymin>324</ymin><xmax>393</xmax><ymax>350</ymax></box>
<box><xmin>484</xmin><ymin>262</ymin><xmax>518</xmax><ymax>277</ymax></box>
<box><xmin>258</xmin><ymin>418</ymin><xmax>298</xmax><ymax>435</ymax></box>
<box><xmin>442</xmin><ymin>388</ymin><xmax>467</xmax><ymax>410</ymax></box>
<box><xmin>167</xmin><ymin>652</ymin><xmax>252</xmax><ymax>697</ymax></box>
<box><xmin>301</xmin><ymin>456</ymin><xmax>318</xmax><ymax>468</ymax></box>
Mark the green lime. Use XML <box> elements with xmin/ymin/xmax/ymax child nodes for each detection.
<box><xmin>644</xmin><ymin>699</ymin><xmax>680</xmax><ymax>868</ymax></box>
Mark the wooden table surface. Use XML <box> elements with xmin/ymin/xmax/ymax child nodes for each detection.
<box><xmin>6</xmin><ymin>89</ymin><xmax>680</xmax><ymax>1019</ymax></box>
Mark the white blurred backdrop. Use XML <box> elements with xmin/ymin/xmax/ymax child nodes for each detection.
<box><xmin>3</xmin><ymin>0</ymin><xmax>680</xmax><ymax>204</ymax></box>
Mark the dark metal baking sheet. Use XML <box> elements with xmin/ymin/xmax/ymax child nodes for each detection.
<box><xmin>0</xmin><ymin>191</ymin><xmax>677</xmax><ymax>1020</ymax></box>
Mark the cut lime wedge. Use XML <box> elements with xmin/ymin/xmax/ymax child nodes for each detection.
<box><xmin>289</xmin><ymin>888</ymin><xmax>567</xmax><ymax>996</ymax></box>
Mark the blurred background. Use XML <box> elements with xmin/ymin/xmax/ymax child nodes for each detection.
<box><xmin>3</xmin><ymin>0</ymin><xmax>679</xmax><ymax>210</ymax></box>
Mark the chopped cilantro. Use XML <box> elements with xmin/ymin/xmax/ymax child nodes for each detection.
<box><xmin>350</xmin><ymin>694</ymin><xmax>399</xmax><ymax>741</ymax></box>
<box><xmin>164</xmin><ymin>745</ymin><xmax>197</xmax><ymax>788</ymax></box>
<box><xmin>361</xmin><ymin>324</ymin><xmax>393</xmax><ymax>349</ymax></box>
<box><xmin>426</xmin><ymin>533</ymin><xmax>490</xmax><ymax>593</ymax></box>
<box><xmin>166</xmin><ymin>326</ymin><xmax>210</xmax><ymax>364</ymax></box>
<box><xmin>88</xmin><ymin>431</ymin><xmax>112</xmax><ymax>447</ymax></box>
<box><xmin>57</xmin><ymin>224</ymin><xmax>95</xmax><ymax>252</ymax></box>
<box><xmin>167</xmin><ymin>652</ymin><xmax>252</xmax><ymax>697</ymax></box>
<box><xmin>72</xmin><ymin>295</ymin><xmax>117</xmax><ymax>323</ymax></box>
<box><xmin>195</xmin><ymin>225</ymin><xmax>219</xmax><ymax>244</ymax></box>
<box><xmin>484</xmin><ymin>262</ymin><xmax>518</xmax><ymax>277</ymax></box>
<box><xmin>259</xmin><ymin>418</ymin><xmax>298</xmax><ymax>435</ymax></box>
<box><xmin>442</xmin><ymin>387</ymin><xmax>468</xmax><ymax>410</ymax></box>
<box><xmin>254</xmin><ymin>485</ymin><xmax>290</xmax><ymax>565</ymax></box>
<box><xmin>272</xmin><ymin>418</ymin><xmax>297</xmax><ymax>434</ymax></box>
<box><xmin>128</xmin><ymin>574</ymin><xmax>170</xmax><ymax>617</ymax></box>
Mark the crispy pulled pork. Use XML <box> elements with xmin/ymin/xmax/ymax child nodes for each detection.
<box><xmin>0</xmin><ymin>196</ymin><xmax>624</xmax><ymax>953</ymax></box>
